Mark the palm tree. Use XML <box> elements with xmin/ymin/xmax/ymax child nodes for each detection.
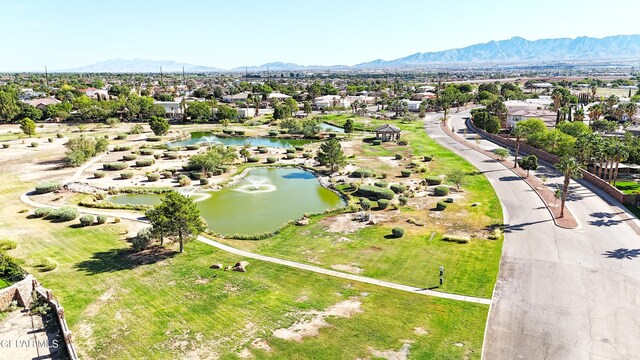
<box><xmin>590</xmin><ymin>85</ymin><xmax>597</xmax><ymax>101</ymax></box>
<box><xmin>612</xmin><ymin>142</ymin><xmax>629</xmax><ymax>185</ymax></box>
<box><xmin>556</xmin><ymin>156</ymin><xmax>583</xmax><ymax>218</ymax></box>
<box><xmin>252</xmin><ymin>96</ymin><xmax>261</xmax><ymax>118</ymax></box>
<box><xmin>605</xmin><ymin>95</ymin><xmax>619</xmax><ymax>115</ymax></box>
<box><xmin>588</xmin><ymin>103</ymin><xmax>604</xmax><ymax>125</ymax></box>
<box><xmin>574</xmin><ymin>107</ymin><xmax>585</xmax><ymax>123</ymax></box>
<box><xmin>511</xmin><ymin>125</ymin><xmax>527</xmax><ymax>168</ymax></box>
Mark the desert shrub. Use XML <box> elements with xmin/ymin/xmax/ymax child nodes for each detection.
<box><xmin>33</xmin><ymin>207</ymin><xmax>54</xmax><ymax>218</ymax></box>
<box><xmin>0</xmin><ymin>239</ymin><xmax>17</xmax><ymax>251</ymax></box>
<box><xmin>372</xmin><ymin>139</ymin><xmax>382</xmax><ymax>145</ymax></box>
<box><xmin>259</xmin><ymin>148</ymin><xmax>269</xmax><ymax>154</ymax></box>
<box><xmin>267</xmin><ymin>157</ymin><xmax>277</xmax><ymax>163</ymax></box>
<box><xmin>96</xmin><ymin>214</ymin><xmax>108</xmax><ymax>224</ymax></box>
<box><xmin>179</xmin><ymin>177</ymin><xmax>191</xmax><ymax>187</ymax></box>
<box><xmin>222</xmin><ymin>129</ymin><xmax>234</xmax><ymax>134</ymax></box>
<box><xmin>390</xmin><ymin>184</ymin><xmax>406</xmax><ymax>194</ymax></box>
<box><xmin>268</xmin><ymin>130</ymin><xmax>279</xmax><ymax>136</ymax></box>
<box><xmin>400</xmin><ymin>169</ymin><xmax>411</xmax><ymax>177</ymax></box>
<box><xmin>442</xmin><ymin>234</ymin><xmax>470</xmax><ymax>243</ymax></box>
<box><xmin>177</xmin><ymin>174</ymin><xmax>188</xmax><ymax>181</ymax></box>
<box><xmin>154</xmin><ymin>153</ymin><xmax>161</xmax><ymax>159</ymax></box>
<box><xmin>94</xmin><ymin>171</ymin><xmax>105</xmax><ymax>178</ymax></box>
<box><xmin>79</xmin><ymin>214</ymin><xmax>95</xmax><ymax>227</ymax></box>
<box><xmin>295</xmin><ymin>146</ymin><xmax>305</xmax><ymax>151</ymax></box>
<box><xmin>434</xmin><ymin>186</ymin><xmax>449</xmax><ymax>196</ymax></box>
<box><xmin>164</xmin><ymin>152</ymin><xmax>179</xmax><ymax>159</ymax></box>
<box><xmin>35</xmin><ymin>181</ymin><xmax>61</xmax><ymax>194</ymax></box>
<box><xmin>391</xmin><ymin>227</ymin><xmax>405</xmax><ymax>238</ymax></box>
<box><xmin>39</xmin><ymin>258</ymin><xmax>57</xmax><ymax>272</ymax></box>
<box><xmin>247</xmin><ymin>156</ymin><xmax>260</xmax><ymax>163</ymax></box>
<box><xmin>286</xmin><ymin>148</ymin><xmax>295</xmax><ymax>154</ymax></box>
<box><xmin>200</xmin><ymin>178</ymin><xmax>209</xmax><ymax>185</ymax></box>
<box><xmin>140</xmin><ymin>149</ymin><xmax>155</xmax><ymax>156</ymax></box>
<box><xmin>436</xmin><ymin>201</ymin><xmax>448</xmax><ymax>211</ymax></box>
<box><xmin>286</xmin><ymin>153</ymin><xmax>295</xmax><ymax>159</ymax></box>
<box><xmin>377</xmin><ymin>199</ymin><xmax>390</xmax><ymax>209</ymax></box>
<box><xmin>162</xmin><ymin>171</ymin><xmax>173</xmax><ymax>179</ymax></box>
<box><xmin>356</xmin><ymin>186</ymin><xmax>395</xmax><ymax>200</ymax></box>
<box><xmin>31</xmin><ymin>142</ymin><xmax>39</xmax><ymax>147</ymax></box>
<box><xmin>114</xmin><ymin>217</ymin><xmax>121</xmax><ymax>223</ymax></box>
<box><xmin>425</xmin><ymin>176</ymin><xmax>442</xmax><ymax>185</ymax></box>
<box><xmin>398</xmin><ymin>196</ymin><xmax>408</xmax><ymax>206</ymax></box>
<box><xmin>131</xmin><ymin>150</ymin><xmax>140</xmax><ymax>155</ymax></box>
<box><xmin>123</xmin><ymin>154</ymin><xmax>138</xmax><ymax>161</ymax></box>
<box><xmin>120</xmin><ymin>171</ymin><xmax>134</xmax><ymax>179</ymax></box>
<box><xmin>423</xmin><ymin>155</ymin><xmax>433</xmax><ymax>162</ymax></box>
<box><xmin>132</xmin><ymin>228</ymin><xmax>154</xmax><ymax>252</ymax></box>
<box><xmin>51</xmin><ymin>206</ymin><xmax>78</xmax><ymax>221</ymax></box>
<box><xmin>186</xmin><ymin>144</ymin><xmax>200</xmax><ymax>150</ymax></box>
<box><xmin>56</xmin><ymin>133</ymin><xmax>64</xmax><ymax>138</ymax></box>
<box><xmin>146</xmin><ymin>136</ymin><xmax>162</xmax><ymax>142</ymax></box>
<box><xmin>93</xmin><ymin>192</ymin><xmax>106</xmax><ymax>201</ymax></box>
<box><xmin>147</xmin><ymin>173</ymin><xmax>160</xmax><ymax>182</ymax></box>
<box><xmin>303</xmin><ymin>152</ymin><xmax>313</xmax><ymax>158</ymax></box>
<box><xmin>189</xmin><ymin>172</ymin><xmax>204</xmax><ymax>180</ymax></box>
<box><xmin>398</xmin><ymin>139</ymin><xmax>408</xmax><ymax>145</ymax></box>
<box><xmin>374</xmin><ymin>181</ymin><xmax>388</xmax><ymax>188</ymax></box>
<box><xmin>135</xmin><ymin>158</ymin><xmax>155</xmax><ymax>167</ymax></box>
<box><xmin>103</xmin><ymin>162</ymin><xmax>128</xmax><ymax>171</ymax></box>
<box><xmin>234</xmin><ymin>130</ymin><xmax>245</xmax><ymax>135</ymax></box>
<box><xmin>360</xmin><ymin>199</ymin><xmax>372</xmax><ymax>211</ymax></box>
<box><xmin>395</xmin><ymin>153</ymin><xmax>403</xmax><ymax>160</ymax></box>
<box><xmin>112</xmin><ymin>145</ymin><xmax>132</xmax><ymax>151</ymax></box>
<box><xmin>116</xmin><ymin>133</ymin><xmax>128</xmax><ymax>140</ymax></box>
<box><xmin>351</xmin><ymin>168</ymin><xmax>374</xmax><ymax>178</ymax></box>
<box><xmin>2</xmin><ymin>143</ymin><xmax>9</xmax><ymax>148</ymax></box>
<box><xmin>47</xmin><ymin>138</ymin><xmax>53</xmax><ymax>143</ymax></box>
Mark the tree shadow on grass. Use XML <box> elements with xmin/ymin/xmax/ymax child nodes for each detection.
<box><xmin>74</xmin><ymin>245</ymin><xmax>178</xmax><ymax>275</ymax></box>
<box><xmin>602</xmin><ymin>248</ymin><xmax>640</xmax><ymax>260</ymax></box>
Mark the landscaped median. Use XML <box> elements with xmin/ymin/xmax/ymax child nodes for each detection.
<box><xmin>441</xmin><ymin>119</ymin><xmax>578</xmax><ymax>229</ymax></box>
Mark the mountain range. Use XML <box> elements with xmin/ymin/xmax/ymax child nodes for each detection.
<box><xmin>55</xmin><ymin>35</ymin><xmax>640</xmax><ymax>73</ymax></box>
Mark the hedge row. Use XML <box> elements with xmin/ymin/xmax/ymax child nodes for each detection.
<box><xmin>356</xmin><ymin>185</ymin><xmax>395</xmax><ymax>200</ymax></box>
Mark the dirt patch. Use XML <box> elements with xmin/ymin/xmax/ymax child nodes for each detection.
<box><xmin>251</xmin><ymin>338</ymin><xmax>272</xmax><ymax>352</ymax></box>
<box><xmin>224</xmin><ymin>283</ymin><xmax>240</xmax><ymax>294</ymax></box>
<box><xmin>273</xmin><ymin>298</ymin><xmax>363</xmax><ymax>342</ymax></box>
<box><xmin>369</xmin><ymin>343</ymin><xmax>411</xmax><ymax>360</ymax></box>
<box><xmin>414</xmin><ymin>327</ymin><xmax>429</xmax><ymax>336</ymax></box>
<box><xmin>238</xmin><ymin>348</ymin><xmax>253</xmax><ymax>359</ymax></box>
<box><xmin>194</xmin><ymin>277</ymin><xmax>209</xmax><ymax>285</ymax></box>
<box><xmin>321</xmin><ymin>214</ymin><xmax>369</xmax><ymax>233</ymax></box>
<box><xmin>331</xmin><ymin>236</ymin><xmax>352</xmax><ymax>244</ymax></box>
<box><xmin>295</xmin><ymin>295</ymin><xmax>309</xmax><ymax>302</ymax></box>
<box><xmin>84</xmin><ymin>287</ymin><xmax>116</xmax><ymax>317</ymax></box>
<box><xmin>377</xmin><ymin>156</ymin><xmax>401</xmax><ymax>168</ymax></box>
<box><xmin>331</xmin><ymin>263</ymin><xmax>364</xmax><ymax>274</ymax></box>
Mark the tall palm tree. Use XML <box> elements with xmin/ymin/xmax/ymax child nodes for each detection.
<box><xmin>556</xmin><ymin>156</ymin><xmax>583</xmax><ymax>218</ymax></box>
<box><xmin>590</xmin><ymin>85</ymin><xmax>597</xmax><ymax>101</ymax></box>
<box><xmin>588</xmin><ymin>103</ymin><xmax>604</xmax><ymax>125</ymax></box>
<box><xmin>612</xmin><ymin>142</ymin><xmax>630</xmax><ymax>185</ymax></box>
<box><xmin>574</xmin><ymin>107</ymin><xmax>585</xmax><ymax>123</ymax></box>
<box><xmin>511</xmin><ymin>125</ymin><xmax>527</xmax><ymax>168</ymax></box>
<box><xmin>252</xmin><ymin>96</ymin><xmax>261</xmax><ymax>118</ymax></box>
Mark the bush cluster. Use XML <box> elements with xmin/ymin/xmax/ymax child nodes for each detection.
<box><xmin>79</xmin><ymin>214</ymin><xmax>95</xmax><ymax>226</ymax></box>
<box><xmin>377</xmin><ymin>199</ymin><xmax>390</xmax><ymax>209</ymax></box>
<box><xmin>140</xmin><ymin>149</ymin><xmax>155</xmax><ymax>156</ymax></box>
<box><xmin>112</xmin><ymin>145</ymin><xmax>132</xmax><ymax>151</ymax></box>
<box><xmin>374</xmin><ymin>181</ymin><xmax>388</xmax><ymax>188</ymax></box>
<box><xmin>434</xmin><ymin>186</ymin><xmax>449</xmax><ymax>196</ymax></box>
<box><xmin>247</xmin><ymin>156</ymin><xmax>260</xmax><ymax>163</ymax></box>
<box><xmin>425</xmin><ymin>176</ymin><xmax>442</xmax><ymax>185</ymax></box>
<box><xmin>123</xmin><ymin>154</ymin><xmax>138</xmax><ymax>161</ymax></box>
<box><xmin>94</xmin><ymin>171</ymin><xmax>105</xmax><ymax>178</ymax></box>
<box><xmin>356</xmin><ymin>185</ymin><xmax>395</xmax><ymax>200</ymax></box>
<box><xmin>436</xmin><ymin>201</ymin><xmax>448</xmax><ymax>211</ymax></box>
<box><xmin>351</xmin><ymin>168</ymin><xmax>374</xmax><ymax>178</ymax></box>
<box><xmin>35</xmin><ymin>181</ymin><xmax>61</xmax><ymax>194</ymax></box>
<box><xmin>391</xmin><ymin>227</ymin><xmax>405</xmax><ymax>238</ymax></box>
<box><xmin>147</xmin><ymin>173</ymin><xmax>160</xmax><ymax>182</ymax></box>
<box><xmin>390</xmin><ymin>184</ymin><xmax>406</xmax><ymax>194</ymax></box>
<box><xmin>266</xmin><ymin>157</ymin><xmax>277</xmax><ymax>163</ymax></box>
<box><xmin>372</xmin><ymin>139</ymin><xmax>382</xmax><ymax>145</ymax></box>
<box><xmin>120</xmin><ymin>171</ymin><xmax>134</xmax><ymax>179</ymax></box>
<box><xmin>103</xmin><ymin>162</ymin><xmax>129</xmax><ymax>170</ymax></box>
<box><xmin>96</xmin><ymin>214</ymin><xmax>108</xmax><ymax>224</ymax></box>
<box><xmin>400</xmin><ymin>169</ymin><xmax>412</xmax><ymax>177</ymax></box>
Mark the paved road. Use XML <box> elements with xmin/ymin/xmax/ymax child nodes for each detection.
<box><xmin>427</xmin><ymin>111</ymin><xmax>640</xmax><ymax>360</ymax></box>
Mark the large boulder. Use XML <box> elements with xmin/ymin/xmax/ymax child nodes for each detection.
<box><xmin>209</xmin><ymin>263</ymin><xmax>223</xmax><ymax>269</ymax></box>
<box><xmin>232</xmin><ymin>261</ymin><xmax>250</xmax><ymax>272</ymax></box>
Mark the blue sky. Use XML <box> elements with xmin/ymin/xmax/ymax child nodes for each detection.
<box><xmin>2</xmin><ymin>0</ymin><xmax>640</xmax><ymax>71</ymax></box>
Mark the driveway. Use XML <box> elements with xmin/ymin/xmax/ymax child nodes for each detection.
<box><xmin>425</xmin><ymin>111</ymin><xmax>640</xmax><ymax>360</ymax></box>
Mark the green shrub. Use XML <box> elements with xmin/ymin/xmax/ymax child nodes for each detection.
<box><xmin>189</xmin><ymin>172</ymin><xmax>204</xmax><ymax>180</ymax></box>
<box><xmin>146</xmin><ymin>136</ymin><xmax>162</xmax><ymax>142</ymax></box>
<box><xmin>164</xmin><ymin>152</ymin><xmax>179</xmax><ymax>159</ymax></box>
<box><xmin>391</xmin><ymin>227</ymin><xmax>405</xmax><ymax>238</ymax></box>
<box><xmin>434</xmin><ymin>186</ymin><xmax>449</xmax><ymax>196</ymax></box>
<box><xmin>116</xmin><ymin>133</ymin><xmax>128</xmax><ymax>140</ymax></box>
<box><xmin>186</xmin><ymin>144</ymin><xmax>200</xmax><ymax>150</ymax></box>
<box><xmin>51</xmin><ymin>206</ymin><xmax>78</xmax><ymax>221</ymax></box>
<box><xmin>374</xmin><ymin>181</ymin><xmax>388</xmax><ymax>188</ymax></box>
<box><xmin>140</xmin><ymin>149</ymin><xmax>155</xmax><ymax>156</ymax></box>
<box><xmin>247</xmin><ymin>156</ymin><xmax>260</xmax><ymax>163</ymax></box>
<box><xmin>132</xmin><ymin>228</ymin><xmax>154</xmax><ymax>252</ymax></box>
<box><xmin>39</xmin><ymin>258</ymin><xmax>57</xmax><ymax>272</ymax></box>
<box><xmin>377</xmin><ymin>199</ymin><xmax>390</xmax><ymax>209</ymax></box>
<box><xmin>360</xmin><ymin>199</ymin><xmax>372</xmax><ymax>211</ymax></box>
<box><xmin>94</xmin><ymin>171</ymin><xmax>105</xmax><ymax>178</ymax></box>
<box><xmin>351</xmin><ymin>168</ymin><xmax>374</xmax><ymax>178</ymax></box>
<box><xmin>234</xmin><ymin>130</ymin><xmax>245</xmax><ymax>135</ymax></box>
<box><xmin>372</xmin><ymin>139</ymin><xmax>382</xmax><ymax>145</ymax></box>
<box><xmin>286</xmin><ymin>148</ymin><xmax>295</xmax><ymax>154</ymax></box>
<box><xmin>390</xmin><ymin>184</ymin><xmax>406</xmax><ymax>194</ymax></box>
<box><xmin>56</xmin><ymin>133</ymin><xmax>64</xmax><ymax>138</ymax></box>
<box><xmin>286</xmin><ymin>153</ymin><xmax>295</xmax><ymax>159</ymax></box>
<box><xmin>398</xmin><ymin>139</ymin><xmax>408</xmax><ymax>145</ymax></box>
<box><xmin>123</xmin><ymin>154</ymin><xmax>138</xmax><ymax>161</ymax></box>
<box><xmin>177</xmin><ymin>174</ymin><xmax>188</xmax><ymax>181</ymax></box>
<box><xmin>79</xmin><ymin>214</ymin><xmax>95</xmax><ymax>227</ymax></box>
<box><xmin>222</xmin><ymin>129</ymin><xmax>234</xmax><ymax>134</ymax></box>
<box><xmin>153</xmin><ymin>153</ymin><xmax>161</xmax><ymax>159</ymax></box>
<box><xmin>398</xmin><ymin>196</ymin><xmax>408</xmax><ymax>206</ymax></box>
<box><xmin>131</xmin><ymin>150</ymin><xmax>140</xmax><ymax>155</ymax></box>
<box><xmin>442</xmin><ymin>234</ymin><xmax>470</xmax><ymax>244</ymax></box>
<box><xmin>268</xmin><ymin>130</ymin><xmax>279</xmax><ymax>136</ymax></box>
<box><xmin>1</xmin><ymin>143</ymin><xmax>9</xmax><ymax>148</ymax></box>
<box><xmin>31</xmin><ymin>142</ymin><xmax>39</xmax><ymax>148</ymax></box>
<box><xmin>200</xmin><ymin>178</ymin><xmax>209</xmax><ymax>185</ymax></box>
<box><xmin>356</xmin><ymin>185</ymin><xmax>395</xmax><ymax>200</ymax></box>
<box><xmin>303</xmin><ymin>152</ymin><xmax>313</xmax><ymax>158</ymax></box>
<box><xmin>147</xmin><ymin>173</ymin><xmax>160</xmax><ymax>182</ymax></box>
<box><xmin>33</xmin><ymin>207</ymin><xmax>54</xmax><ymax>218</ymax></box>
<box><xmin>96</xmin><ymin>214</ymin><xmax>108</xmax><ymax>224</ymax></box>
<box><xmin>120</xmin><ymin>171</ymin><xmax>134</xmax><ymax>179</ymax></box>
<box><xmin>423</xmin><ymin>155</ymin><xmax>433</xmax><ymax>162</ymax></box>
<box><xmin>35</xmin><ymin>181</ymin><xmax>61</xmax><ymax>194</ymax></box>
<box><xmin>259</xmin><ymin>148</ymin><xmax>269</xmax><ymax>154</ymax></box>
<box><xmin>400</xmin><ymin>169</ymin><xmax>411</xmax><ymax>177</ymax></box>
<box><xmin>294</xmin><ymin>146</ymin><xmax>305</xmax><ymax>152</ymax></box>
<box><xmin>103</xmin><ymin>162</ymin><xmax>128</xmax><ymax>170</ymax></box>
<box><xmin>395</xmin><ymin>153</ymin><xmax>403</xmax><ymax>160</ymax></box>
<box><xmin>436</xmin><ymin>201</ymin><xmax>448</xmax><ymax>211</ymax></box>
<box><xmin>112</xmin><ymin>145</ymin><xmax>132</xmax><ymax>151</ymax></box>
<box><xmin>47</xmin><ymin>138</ymin><xmax>53</xmax><ymax>143</ymax></box>
<box><xmin>425</xmin><ymin>176</ymin><xmax>442</xmax><ymax>185</ymax></box>
<box><xmin>179</xmin><ymin>177</ymin><xmax>191</xmax><ymax>187</ymax></box>
<box><xmin>0</xmin><ymin>239</ymin><xmax>17</xmax><ymax>251</ymax></box>
<box><xmin>267</xmin><ymin>157</ymin><xmax>277</xmax><ymax>163</ymax></box>
<box><xmin>135</xmin><ymin>158</ymin><xmax>155</xmax><ymax>167</ymax></box>
<box><xmin>162</xmin><ymin>171</ymin><xmax>173</xmax><ymax>179</ymax></box>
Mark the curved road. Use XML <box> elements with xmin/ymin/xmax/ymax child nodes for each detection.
<box><xmin>426</xmin><ymin>111</ymin><xmax>640</xmax><ymax>360</ymax></box>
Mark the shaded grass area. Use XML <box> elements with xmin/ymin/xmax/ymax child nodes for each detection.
<box><xmin>615</xmin><ymin>181</ymin><xmax>640</xmax><ymax>195</ymax></box>
<box><xmin>0</xmin><ymin>278</ymin><xmax>10</xmax><ymax>289</ymax></box>
<box><xmin>0</xmin><ymin>172</ymin><xmax>488</xmax><ymax>359</ymax></box>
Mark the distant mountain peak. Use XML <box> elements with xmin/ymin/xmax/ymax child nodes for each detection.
<box><xmin>58</xmin><ymin>58</ymin><xmax>222</xmax><ymax>73</ymax></box>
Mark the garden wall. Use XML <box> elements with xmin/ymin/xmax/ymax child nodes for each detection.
<box><xmin>0</xmin><ymin>275</ymin><xmax>34</xmax><ymax>311</ymax></box>
<box><xmin>468</xmin><ymin>119</ymin><xmax>633</xmax><ymax>205</ymax></box>
<box><xmin>33</xmin><ymin>284</ymin><xmax>80</xmax><ymax>359</ymax></box>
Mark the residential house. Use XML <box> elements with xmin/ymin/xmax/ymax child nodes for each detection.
<box><xmin>222</xmin><ymin>92</ymin><xmax>251</xmax><ymax>103</ymax></box>
<box><xmin>22</xmin><ymin>97</ymin><xmax>61</xmax><ymax>109</ymax></box>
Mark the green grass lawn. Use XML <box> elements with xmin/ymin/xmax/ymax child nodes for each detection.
<box><xmin>0</xmin><ymin>278</ymin><xmax>10</xmax><ymax>289</ymax></box>
<box><xmin>615</xmin><ymin>181</ymin><xmax>640</xmax><ymax>195</ymax></box>
<box><xmin>0</xmin><ymin>173</ymin><xmax>488</xmax><ymax>359</ymax></box>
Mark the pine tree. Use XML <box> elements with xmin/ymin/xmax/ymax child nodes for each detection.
<box><xmin>315</xmin><ymin>138</ymin><xmax>346</xmax><ymax>173</ymax></box>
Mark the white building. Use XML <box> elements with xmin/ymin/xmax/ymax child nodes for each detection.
<box><xmin>155</xmin><ymin>101</ymin><xmax>182</xmax><ymax>118</ymax></box>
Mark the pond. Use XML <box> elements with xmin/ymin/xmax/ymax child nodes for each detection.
<box><xmin>319</xmin><ymin>122</ymin><xmax>345</xmax><ymax>133</ymax></box>
<box><xmin>108</xmin><ymin>167</ymin><xmax>346</xmax><ymax>236</ymax></box>
<box><xmin>170</xmin><ymin>132</ymin><xmax>311</xmax><ymax>148</ymax></box>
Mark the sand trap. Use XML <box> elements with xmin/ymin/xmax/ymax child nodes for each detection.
<box><xmin>273</xmin><ymin>298</ymin><xmax>362</xmax><ymax>342</ymax></box>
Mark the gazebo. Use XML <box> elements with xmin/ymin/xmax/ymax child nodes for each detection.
<box><xmin>375</xmin><ymin>124</ymin><xmax>401</xmax><ymax>142</ymax></box>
